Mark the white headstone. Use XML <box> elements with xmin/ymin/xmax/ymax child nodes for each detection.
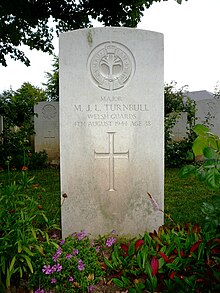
<box><xmin>172</xmin><ymin>112</ymin><xmax>188</xmax><ymax>141</ymax></box>
<box><xmin>60</xmin><ymin>28</ymin><xmax>164</xmax><ymax>238</ymax></box>
<box><xmin>34</xmin><ymin>102</ymin><xmax>59</xmax><ymax>164</ymax></box>
<box><xmin>196</xmin><ymin>99</ymin><xmax>220</xmax><ymax>136</ymax></box>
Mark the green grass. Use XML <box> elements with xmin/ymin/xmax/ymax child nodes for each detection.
<box><xmin>1</xmin><ymin>168</ymin><xmax>219</xmax><ymax>228</ymax></box>
<box><xmin>165</xmin><ymin>168</ymin><xmax>219</xmax><ymax>226</ymax></box>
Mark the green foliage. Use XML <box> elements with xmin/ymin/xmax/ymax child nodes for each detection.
<box><xmin>30</xmin><ymin>231</ymin><xmax>104</xmax><ymax>292</ymax></box>
<box><xmin>0</xmin><ymin>82</ymin><xmax>47</xmax><ymax>169</ymax></box>
<box><xmin>0</xmin><ymin>170</ymin><xmax>58</xmax><ymax>291</ymax></box>
<box><xmin>44</xmin><ymin>55</ymin><xmax>59</xmax><ymax>101</ymax></box>
<box><xmin>164</xmin><ymin>82</ymin><xmax>196</xmax><ymax>167</ymax></box>
<box><xmin>180</xmin><ymin>124</ymin><xmax>220</xmax><ymax>190</ymax></box>
<box><xmin>105</xmin><ymin>224</ymin><xmax>220</xmax><ymax>292</ymax></box>
<box><xmin>28</xmin><ymin>151</ymin><xmax>48</xmax><ymax>170</ymax></box>
<box><xmin>0</xmin><ymin>0</ymin><xmax>186</xmax><ymax>66</ymax></box>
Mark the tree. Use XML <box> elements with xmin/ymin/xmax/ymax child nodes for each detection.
<box><xmin>0</xmin><ymin>0</ymin><xmax>186</xmax><ymax>67</ymax></box>
<box><xmin>0</xmin><ymin>83</ymin><xmax>46</xmax><ymax>168</ymax></box>
<box><xmin>44</xmin><ymin>55</ymin><xmax>59</xmax><ymax>101</ymax></box>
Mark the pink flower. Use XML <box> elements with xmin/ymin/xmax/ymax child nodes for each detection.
<box><xmin>73</xmin><ymin>249</ymin><xmax>79</xmax><ymax>255</ymax></box>
<box><xmin>78</xmin><ymin>260</ymin><xmax>85</xmax><ymax>271</ymax></box>
<box><xmin>106</xmin><ymin>237</ymin><xmax>116</xmax><ymax>247</ymax></box>
<box><xmin>77</xmin><ymin>230</ymin><xmax>87</xmax><ymax>240</ymax></box>
<box><xmin>69</xmin><ymin>276</ymin><xmax>74</xmax><ymax>282</ymax></box>
<box><xmin>66</xmin><ymin>253</ymin><xmax>72</xmax><ymax>259</ymax></box>
<box><xmin>51</xmin><ymin>278</ymin><xmax>56</xmax><ymax>284</ymax></box>
<box><xmin>42</xmin><ymin>265</ymin><xmax>52</xmax><ymax>275</ymax></box>
<box><xmin>150</xmin><ymin>256</ymin><xmax>159</xmax><ymax>276</ymax></box>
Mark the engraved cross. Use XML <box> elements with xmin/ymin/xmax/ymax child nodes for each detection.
<box><xmin>94</xmin><ymin>132</ymin><xmax>129</xmax><ymax>191</ymax></box>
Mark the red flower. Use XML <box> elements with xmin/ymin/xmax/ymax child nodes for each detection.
<box><xmin>121</xmin><ymin>243</ymin><xmax>129</xmax><ymax>256</ymax></box>
<box><xmin>170</xmin><ymin>271</ymin><xmax>176</xmax><ymax>280</ymax></box>
<box><xmin>21</xmin><ymin>166</ymin><xmax>28</xmax><ymax>171</ymax></box>
<box><xmin>159</xmin><ymin>251</ymin><xmax>169</xmax><ymax>262</ymax></box>
<box><xmin>190</xmin><ymin>240</ymin><xmax>202</xmax><ymax>253</ymax></box>
<box><xmin>150</xmin><ymin>256</ymin><xmax>159</xmax><ymax>276</ymax></box>
<box><xmin>135</xmin><ymin>239</ymin><xmax>144</xmax><ymax>250</ymax></box>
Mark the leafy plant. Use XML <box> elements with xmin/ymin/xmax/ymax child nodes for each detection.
<box><xmin>104</xmin><ymin>224</ymin><xmax>220</xmax><ymax>292</ymax></box>
<box><xmin>164</xmin><ymin>82</ymin><xmax>196</xmax><ymax>167</ymax></box>
<box><xmin>0</xmin><ymin>169</ymin><xmax>58</xmax><ymax>292</ymax></box>
<box><xmin>0</xmin><ymin>83</ymin><xmax>46</xmax><ymax>169</ymax></box>
<box><xmin>30</xmin><ymin>231</ymin><xmax>104</xmax><ymax>292</ymax></box>
<box><xmin>180</xmin><ymin>124</ymin><xmax>220</xmax><ymax>190</ymax></box>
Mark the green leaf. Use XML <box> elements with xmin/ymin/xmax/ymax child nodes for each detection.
<box><xmin>128</xmin><ymin>241</ymin><xmax>135</xmax><ymax>256</ymax></box>
<box><xmin>112</xmin><ymin>278</ymin><xmax>124</xmax><ymax>288</ymax></box>
<box><xmin>121</xmin><ymin>276</ymin><xmax>130</xmax><ymax>287</ymax></box>
<box><xmin>206</xmin><ymin>168</ymin><xmax>220</xmax><ymax>189</ymax></box>
<box><xmin>20</xmin><ymin>254</ymin><xmax>33</xmax><ymax>273</ymax></box>
<box><xmin>6</xmin><ymin>268</ymin><xmax>11</xmax><ymax>288</ymax></box>
<box><xmin>9</xmin><ymin>256</ymin><xmax>16</xmax><ymax>272</ymax></box>
<box><xmin>193</xmin><ymin>124</ymin><xmax>210</xmax><ymax>136</ymax></box>
<box><xmin>198</xmin><ymin>242</ymin><xmax>205</xmax><ymax>260</ymax></box>
<box><xmin>22</xmin><ymin>246</ymin><xmax>34</xmax><ymax>257</ymax></box>
<box><xmin>17</xmin><ymin>241</ymin><xmax>22</xmax><ymax>253</ymax></box>
<box><xmin>104</xmin><ymin>258</ymin><xmax>114</xmax><ymax>270</ymax></box>
<box><xmin>192</xmin><ymin>136</ymin><xmax>207</xmax><ymax>156</ymax></box>
<box><xmin>179</xmin><ymin>165</ymin><xmax>196</xmax><ymax>178</ymax></box>
<box><xmin>203</xmin><ymin>147</ymin><xmax>216</xmax><ymax>159</ymax></box>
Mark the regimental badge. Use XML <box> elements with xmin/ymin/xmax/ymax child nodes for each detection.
<box><xmin>88</xmin><ymin>42</ymin><xmax>135</xmax><ymax>91</ymax></box>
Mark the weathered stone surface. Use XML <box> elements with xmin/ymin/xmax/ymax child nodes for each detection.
<box><xmin>34</xmin><ymin>102</ymin><xmax>59</xmax><ymax>164</ymax></box>
<box><xmin>60</xmin><ymin>27</ymin><xmax>164</xmax><ymax>238</ymax></box>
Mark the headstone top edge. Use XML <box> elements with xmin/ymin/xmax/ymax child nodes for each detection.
<box><xmin>59</xmin><ymin>27</ymin><xmax>164</xmax><ymax>38</ymax></box>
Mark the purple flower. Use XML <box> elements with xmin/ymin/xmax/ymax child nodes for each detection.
<box><xmin>77</xmin><ymin>230</ymin><xmax>87</xmax><ymax>240</ymax></box>
<box><xmin>51</xmin><ymin>265</ymin><xmax>57</xmax><ymax>273</ymax></box>
<box><xmin>77</xmin><ymin>259</ymin><xmax>85</xmax><ymax>271</ymax></box>
<box><xmin>35</xmin><ymin>289</ymin><xmax>44</xmax><ymax>293</ymax></box>
<box><xmin>52</xmin><ymin>247</ymin><xmax>62</xmax><ymax>262</ymax></box>
<box><xmin>51</xmin><ymin>234</ymin><xmax>57</xmax><ymax>238</ymax></box>
<box><xmin>89</xmin><ymin>285</ymin><xmax>95</xmax><ymax>292</ymax></box>
<box><xmin>96</xmin><ymin>246</ymin><xmax>101</xmax><ymax>252</ymax></box>
<box><xmin>66</xmin><ymin>253</ymin><xmax>72</xmax><ymax>259</ymax></box>
<box><xmin>42</xmin><ymin>265</ymin><xmax>52</xmax><ymax>275</ymax></box>
<box><xmin>69</xmin><ymin>276</ymin><xmax>74</xmax><ymax>282</ymax></box>
<box><xmin>106</xmin><ymin>237</ymin><xmax>116</xmax><ymax>247</ymax></box>
<box><xmin>73</xmin><ymin>249</ymin><xmax>79</xmax><ymax>255</ymax></box>
<box><xmin>55</xmin><ymin>263</ymin><xmax>62</xmax><ymax>272</ymax></box>
<box><xmin>90</xmin><ymin>241</ymin><xmax>94</xmax><ymax>246</ymax></box>
<box><xmin>51</xmin><ymin>278</ymin><xmax>57</xmax><ymax>284</ymax></box>
<box><xmin>111</xmin><ymin>230</ymin><xmax>116</xmax><ymax>234</ymax></box>
<box><xmin>59</xmin><ymin>239</ymin><xmax>65</xmax><ymax>246</ymax></box>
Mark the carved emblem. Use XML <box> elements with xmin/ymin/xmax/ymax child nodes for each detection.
<box><xmin>88</xmin><ymin>42</ymin><xmax>135</xmax><ymax>91</ymax></box>
<box><xmin>42</xmin><ymin>104</ymin><xmax>57</xmax><ymax>120</ymax></box>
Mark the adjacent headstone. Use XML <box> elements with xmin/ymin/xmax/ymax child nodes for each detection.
<box><xmin>34</xmin><ymin>102</ymin><xmax>59</xmax><ymax>164</ymax></box>
<box><xmin>186</xmin><ymin>91</ymin><xmax>220</xmax><ymax>136</ymax></box>
<box><xmin>171</xmin><ymin>112</ymin><xmax>188</xmax><ymax>141</ymax></box>
<box><xmin>60</xmin><ymin>28</ymin><xmax>164</xmax><ymax>238</ymax></box>
<box><xmin>196</xmin><ymin>99</ymin><xmax>220</xmax><ymax>136</ymax></box>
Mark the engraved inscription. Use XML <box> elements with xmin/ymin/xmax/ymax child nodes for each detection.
<box><xmin>42</xmin><ymin>105</ymin><xmax>57</xmax><ymax>119</ymax></box>
<box><xmin>88</xmin><ymin>42</ymin><xmax>135</xmax><ymax>91</ymax></box>
<box><xmin>94</xmin><ymin>132</ymin><xmax>129</xmax><ymax>191</ymax></box>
